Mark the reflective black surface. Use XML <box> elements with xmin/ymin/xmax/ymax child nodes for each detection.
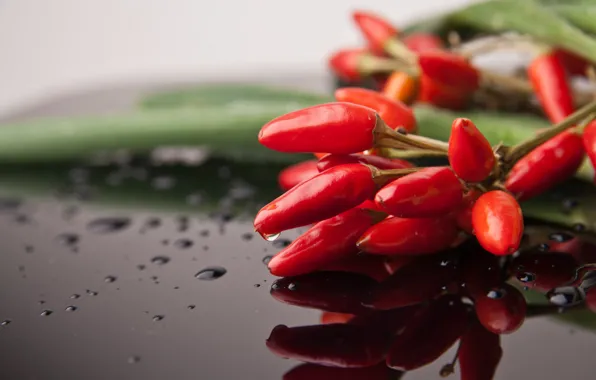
<box><xmin>0</xmin><ymin>85</ymin><xmax>596</xmax><ymax>380</ymax></box>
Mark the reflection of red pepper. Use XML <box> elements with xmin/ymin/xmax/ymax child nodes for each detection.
<box><xmin>505</xmin><ymin>131</ymin><xmax>585</xmax><ymax>201</ymax></box>
<box><xmin>352</xmin><ymin>10</ymin><xmax>398</xmax><ymax>55</ymax></box>
<box><xmin>317</xmin><ymin>153</ymin><xmax>413</xmax><ymax>172</ymax></box>
<box><xmin>448</xmin><ymin>118</ymin><xmax>495</xmax><ymax>182</ymax></box>
<box><xmin>582</xmin><ymin>120</ymin><xmax>596</xmax><ymax>181</ymax></box>
<box><xmin>474</xmin><ymin>283</ymin><xmax>527</xmax><ymax>334</ymax></box>
<box><xmin>320</xmin><ymin>312</ymin><xmax>354</xmax><ymax>325</ymax></box>
<box><xmin>278</xmin><ymin>160</ymin><xmax>319</xmax><ymax>191</ymax></box>
<box><xmin>472</xmin><ymin>190</ymin><xmax>524</xmax><ymax>256</ymax></box>
<box><xmin>386</xmin><ymin>295</ymin><xmax>469</xmax><ymax>370</ymax></box>
<box><xmin>528</xmin><ymin>52</ymin><xmax>574</xmax><ymax>123</ymax></box>
<box><xmin>320</xmin><ymin>254</ymin><xmax>391</xmax><ymax>282</ymax></box>
<box><xmin>511</xmin><ymin>252</ymin><xmax>579</xmax><ymax>292</ymax></box>
<box><xmin>334</xmin><ymin>87</ymin><xmax>417</xmax><ymax>132</ymax></box>
<box><xmin>402</xmin><ymin>33</ymin><xmax>444</xmax><ymax>52</ymax></box>
<box><xmin>283</xmin><ymin>362</ymin><xmax>401</xmax><ymax>380</ymax></box>
<box><xmin>357</xmin><ymin>215</ymin><xmax>459</xmax><ymax>255</ymax></box>
<box><xmin>459</xmin><ymin>318</ymin><xmax>502</xmax><ymax>380</ymax></box>
<box><xmin>267</xmin><ymin>208</ymin><xmax>381</xmax><ymax>277</ymax></box>
<box><xmin>454</xmin><ymin>189</ymin><xmax>482</xmax><ymax>234</ymax></box>
<box><xmin>462</xmin><ymin>248</ymin><xmax>501</xmax><ymax>299</ymax></box>
<box><xmin>375</xmin><ymin>167</ymin><xmax>463</xmax><ymax>218</ymax></box>
<box><xmin>254</xmin><ymin>164</ymin><xmax>378</xmax><ymax>237</ymax></box>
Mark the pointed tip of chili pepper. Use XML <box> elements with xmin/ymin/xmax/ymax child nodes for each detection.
<box><xmin>328</xmin><ymin>48</ymin><xmax>367</xmax><ymax>82</ymax></box>
<box><xmin>448</xmin><ymin>118</ymin><xmax>495</xmax><ymax>183</ymax></box>
<box><xmin>352</xmin><ymin>10</ymin><xmax>398</xmax><ymax>55</ymax></box>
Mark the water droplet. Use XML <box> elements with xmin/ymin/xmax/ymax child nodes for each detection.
<box><xmin>195</xmin><ymin>266</ymin><xmax>227</xmax><ymax>280</ymax></box>
<box><xmin>549</xmin><ymin>232</ymin><xmax>574</xmax><ymax>243</ymax></box>
<box><xmin>104</xmin><ymin>275</ymin><xmax>117</xmax><ymax>283</ymax></box>
<box><xmin>176</xmin><ymin>216</ymin><xmax>190</xmax><ymax>232</ymax></box>
<box><xmin>24</xmin><ymin>245</ymin><xmax>34</xmax><ymax>253</ymax></box>
<box><xmin>128</xmin><ymin>356</ymin><xmax>141</xmax><ymax>364</ymax></box>
<box><xmin>264</xmin><ymin>233</ymin><xmax>280</xmax><ymax>242</ymax></box>
<box><xmin>152</xmin><ymin>315</ymin><xmax>164</xmax><ymax>322</ymax></box>
<box><xmin>14</xmin><ymin>214</ymin><xmax>31</xmax><ymax>224</ymax></box>
<box><xmin>271</xmin><ymin>283</ymin><xmax>280</xmax><ymax>290</ymax></box>
<box><xmin>40</xmin><ymin>310</ymin><xmax>53</xmax><ymax>317</ymax></box>
<box><xmin>272</xmin><ymin>239</ymin><xmax>291</xmax><ymax>248</ymax></box>
<box><xmin>137</xmin><ymin>264</ymin><xmax>146</xmax><ymax>271</ymax></box>
<box><xmin>517</xmin><ymin>272</ymin><xmax>536</xmax><ymax>283</ymax></box>
<box><xmin>65</xmin><ymin>306</ymin><xmax>77</xmax><ymax>312</ymax></box>
<box><xmin>38</xmin><ymin>300</ymin><xmax>45</xmax><ymax>305</ymax></box>
<box><xmin>71</xmin><ymin>294</ymin><xmax>81</xmax><ymax>299</ymax></box>
<box><xmin>174</xmin><ymin>239</ymin><xmax>193</xmax><ymax>249</ymax></box>
<box><xmin>262</xmin><ymin>255</ymin><xmax>273</xmax><ymax>265</ymax></box>
<box><xmin>287</xmin><ymin>283</ymin><xmax>297</xmax><ymax>291</ymax></box>
<box><xmin>162</xmin><ymin>239</ymin><xmax>169</xmax><ymax>245</ymax></box>
<box><xmin>242</xmin><ymin>233</ymin><xmax>253</xmax><ymax>241</ymax></box>
<box><xmin>86</xmin><ymin>290</ymin><xmax>98</xmax><ymax>296</ymax></box>
<box><xmin>538</xmin><ymin>243</ymin><xmax>550</xmax><ymax>252</ymax></box>
<box><xmin>151</xmin><ymin>176</ymin><xmax>176</xmax><ymax>190</ymax></box>
<box><xmin>151</xmin><ymin>256</ymin><xmax>170</xmax><ymax>265</ymax></box>
<box><xmin>254</xmin><ymin>284</ymin><xmax>261</xmax><ymax>288</ymax></box>
<box><xmin>1</xmin><ymin>319</ymin><xmax>11</xmax><ymax>326</ymax></box>
<box><xmin>56</xmin><ymin>233</ymin><xmax>79</xmax><ymax>247</ymax></box>
<box><xmin>187</xmin><ymin>305</ymin><xmax>196</xmax><ymax>310</ymax></box>
<box><xmin>62</xmin><ymin>205</ymin><xmax>80</xmax><ymax>220</ymax></box>
<box><xmin>487</xmin><ymin>288</ymin><xmax>506</xmax><ymax>299</ymax></box>
<box><xmin>547</xmin><ymin>286</ymin><xmax>585</xmax><ymax>306</ymax></box>
<box><xmin>87</xmin><ymin>217</ymin><xmax>131</xmax><ymax>234</ymax></box>
<box><xmin>199</xmin><ymin>229</ymin><xmax>210</xmax><ymax>237</ymax></box>
<box><xmin>440</xmin><ymin>260</ymin><xmax>450</xmax><ymax>267</ymax></box>
<box><xmin>140</xmin><ymin>217</ymin><xmax>161</xmax><ymax>233</ymax></box>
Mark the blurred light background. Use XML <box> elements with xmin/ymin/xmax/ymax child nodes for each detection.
<box><xmin>0</xmin><ymin>0</ymin><xmax>473</xmax><ymax>116</ymax></box>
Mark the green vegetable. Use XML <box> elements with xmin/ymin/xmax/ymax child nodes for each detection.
<box><xmin>549</xmin><ymin>5</ymin><xmax>596</xmax><ymax>35</ymax></box>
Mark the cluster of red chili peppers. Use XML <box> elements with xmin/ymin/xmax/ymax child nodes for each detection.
<box><xmin>252</xmin><ymin>9</ymin><xmax>596</xmax><ymax>379</ymax></box>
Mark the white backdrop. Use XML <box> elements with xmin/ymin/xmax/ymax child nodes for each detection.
<box><xmin>0</xmin><ymin>0</ymin><xmax>473</xmax><ymax>116</ymax></box>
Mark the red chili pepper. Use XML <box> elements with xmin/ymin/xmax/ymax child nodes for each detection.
<box><xmin>474</xmin><ymin>283</ymin><xmax>527</xmax><ymax>334</ymax></box>
<box><xmin>320</xmin><ymin>254</ymin><xmax>391</xmax><ymax>282</ymax></box>
<box><xmin>349</xmin><ymin>306</ymin><xmax>421</xmax><ymax>336</ymax></box>
<box><xmin>402</xmin><ymin>33</ymin><xmax>444</xmax><ymax>53</ymax></box>
<box><xmin>259</xmin><ymin>102</ymin><xmax>382</xmax><ymax>154</ymax></box>
<box><xmin>553</xmin><ymin>49</ymin><xmax>588</xmax><ymax>77</ymax></box>
<box><xmin>355</xmin><ymin>199</ymin><xmax>385</xmax><ymax>212</ymax></box>
<box><xmin>505</xmin><ymin>131</ymin><xmax>585</xmax><ymax>201</ymax></box>
<box><xmin>462</xmin><ymin>248</ymin><xmax>501</xmax><ymax>299</ymax></box>
<box><xmin>270</xmin><ymin>271</ymin><xmax>376</xmax><ymax>315</ymax></box>
<box><xmin>317</xmin><ymin>153</ymin><xmax>413</xmax><ymax>172</ymax></box>
<box><xmin>454</xmin><ymin>189</ymin><xmax>482</xmax><ymax>234</ymax></box>
<box><xmin>267</xmin><ymin>208</ymin><xmax>381</xmax><ymax>277</ymax></box>
<box><xmin>352</xmin><ymin>10</ymin><xmax>398</xmax><ymax>55</ymax></box>
<box><xmin>374</xmin><ymin>167</ymin><xmax>463</xmax><ymax>218</ymax></box>
<box><xmin>328</xmin><ymin>48</ymin><xmax>369</xmax><ymax>82</ymax></box>
<box><xmin>363</xmin><ymin>254</ymin><xmax>457</xmax><ymax>310</ymax></box>
<box><xmin>283</xmin><ymin>363</ymin><xmax>399</xmax><ymax>380</ymax></box>
<box><xmin>511</xmin><ymin>252</ymin><xmax>579</xmax><ymax>292</ymax></box>
<box><xmin>417</xmin><ymin>50</ymin><xmax>480</xmax><ymax>92</ymax></box>
<box><xmin>334</xmin><ymin>87</ymin><xmax>417</xmax><ymax>132</ymax></box>
<box><xmin>458</xmin><ymin>318</ymin><xmax>502</xmax><ymax>380</ymax></box>
<box><xmin>583</xmin><ymin>121</ymin><xmax>596</xmax><ymax>180</ymax></box>
<box><xmin>357</xmin><ymin>215</ymin><xmax>459</xmax><ymax>255</ymax></box>
<box><xmin>472</xmin><ymin>190</ymin><xmax>523</xmax><ymax>256</ymax></box>
<box><xmin>320</xmin><ymin>312</ymin><xmax>355</xmax><ymax>325</ymax></box>
<box><xmin>278</xmin><ymin>160</ymin><xmax>320</xmax><ymax>191</ymax></box>
<box><xmin>417</xmin><ymin>72</ymin><xmax>469</xmax><ymax>110</ymax></box>
<box><xmin>448</xmin><ymin>118</ymin><xmax>495</xmax><ymax>182</ymax></box>
<box><xmin>528</xmin><ymin>52</ymin><xmax>574</xmax><ymax>123</ymax></box>
<box><xmin>254</xmin><ymin>164</ymin><xmax>378</xmax><ymax>238</ymax></box>
<box><xmin>386</xmin><ymin>295</ymin><xmax>469</xmax><ymax>371</ymax></box>
<box><xmin>266</xmin><ymin>324</ymin><xmax>390</xmax><ymax>368</ymax></box>
<box><xmin>382</xmin><ymin>71</ymin><xmax>419</xmax><ymax>105</ymax></box>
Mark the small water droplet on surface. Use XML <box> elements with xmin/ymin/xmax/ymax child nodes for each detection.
<box><xmin>162</xmin><ymin>239</ymin><xmax>169</xmax><ymax>245</ymax></box>
<box><xmin>272</xmin><ymin>239</ymin><xmax>292</xmax><ymax>248</ymax></box>
<box><xmin>176</xmin><ymin>216</ymin><xmax>191</xmax><ymax>232</ymax></box>
<box><xmin>24</xmin><ymin>245</ymin><xmax>34</xmax><ymax>253</ymax></box>
<box><xmin>104</xmin><ymin>275</ymin><xmax>117</xmax><ymax>283</ymax></box>
<box><xmin>174</xmin><ymin>239</ymin><xmax>194</xmax><ymax>249</ymax></box>
<box><xmin>271</xmin><ymin>283</ymin><xmax>280</xmax><ymax>290</ymax></box>
<box><xmin>56</xmin><ymin>233</ymin><xmax>79</xmax><ymax>247</ymax></box>
<box><xmin>242</xmin><ymin>233</ymin><xmax>253</xmax><ymax>241</ymax></box>
<box><xmin>487</xmin><ymin>288</ymin><xmax>506</xmax><ymax>299</ymax></box>
<box><xmin>71</xmin><ymin>294</ymin><xmax>80</xmax><ymax>299</ymax></box>
<box><xmin>14</xmin><ymin>214</ymin><xmax>31</xmax><ymax>224</ymax></box>
<box><xmin>287</xmin><ymin>283</ymin><xmax>297</xmax><ymax>291</ymax></box>
<box><xmin>517</xmin><ymin>272</ymin><xmax>536</xmax><ymax>283</ymax></box>
<box><xmin>40</xmin><ymin>310</ymin><xmax>53</xmax><ymax>317</ymax></box>
<box><xmin>152</xmin><ymin>315</ymin><xmax>164</xmax><ymax>322</ymax></box>
<box><xmin>264</xmin><ymin>233</ymin><xmax>280</xmax><ymax>242</ymax></box>
<box><xmin>547</xmin><ymin>286</ymin><xmax>585</xmax><ymax>306</ymax></box>
<box><xmin>254</xmin><ymin>284</ymin><xmax>261</xmax><ymax>288</ymax></box>
<box><xmin>195</xmin><ymin>266</ymin><xmax>227</xmax><ymax>280</ymax></box>
<box><xmin>262</xmin><ymin>255</ymin><xmax>273</xmax><ymax>265</ymax></box>
<box><xmin>38</xmin><ymin>300</ymin><xmax>45</xmax><ymax>305</ymax></box>
<box><xmin>87</xmin><ymin>217</ymin><xmax>131</xmax><ymax>234</ymax></box>
<box><xmin>86</xmin><ymin>290</ymin><xmax>98</xmax><ymax>296</ymax></box>
<box><xmin>549</xmin><ymin>232</ymin><xmax>574</xmax><ymax>243</ymax></box>
<box><xmin>128</xmin><ymin>356</ymin><xmax>141</xmax><ymax>364</ymax></box>
<box><xmin>151</xmin><ymin>256</ymin><xmax>170</xmax><ymax>265</ymax></box>
<box><xmin>538</xmin><ymin>243</ymin><xmax>550</xmax><ymax>252</ymax></box>
<box><xmin>65</xmin><ymin>306</ymin><xmax>77</xmax><ymax>312</ymax></box>
<box><xmin>137</xmin><ymin>264</ymin><xmax>146</xmax><ymax>271</ymax></box>
<box><xmin>199</xmin><ymin>229</ymin><xmax>210</xmax><ymax>237</ymax></box>
<box><xmin>1</xmin><ymin>320</ymin><xmax>11</xmax><ymax>326</ymax></box>
<box><xmin>187</xmin><ymin>305</ymin><xmax>196</xmax><ymax>310</ymax></box>
<box><xmin>140</xmin><ymin>217</ymin><xmax>161</xmax><ymax>233</ymax></box>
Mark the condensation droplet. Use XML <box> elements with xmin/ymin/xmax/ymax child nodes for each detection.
<box><xmin>195</xmin><ymin>266</ymin><xmax>227</xmax><ymax>280</ymax></box>
<box><xmin>151</xmin><ymin>256</ymin><xmax>170</xmax><ymax>266</ymax></box>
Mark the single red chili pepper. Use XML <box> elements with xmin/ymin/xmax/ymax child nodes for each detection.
<box><xmin>417</xmin><ymin>50</ymin><xmax>480</xmax><ymax>92</ymax></box>
<box><xmin>357</xmin><ymin>215</ymin><xmax>459</xmax><ymax>255</ymax></box>
<box><xmin>352</xmin><ymin>10</ymin><xmax>398</xmax><ymax>55</ymax></box>
<box><xmin>278</xmin><ymin>160</ymin><xmax>320</xmax><ymax>191</ymax></box>
<box><xmin>462</xmin><ymin>248</ymin><xmax>501</xmax><ymax>299</ymax></box>
<box><xmin>454</xmin><ymin>189</ymin><xmax>482</xmax><ymax>234</ymax></box>
<box><xmin>259</xmin><ymin>102</ymin><xmax>385</xmax><ymax>154</ymax></box>
<box><xmin>320</xmin><ymin>254</ymin><xmax>391</xmax><ymax>282</ymax></box>
<box><xmin>402</xmin><ymin>32</ymin><xmax>444</xmax><ymax>53</ymax></box>
<box><xmin>266</xmin><ymin>323</ymin><xmax>390</xmax><ymax>368</ymax></box>
<box><xmin>374</xmin><ymin>167</ymin><xmax>463</xmax><ymax>218</ymax></box>
<box><xmin>320</xmin><ymin>312</ymin><xmax>355</xmax><ymax>325</ymax></box>
<box><xmin>472</xmin><ymin>190</ymin><xmax>523</xmax><ymax>256</ymax></box>
<box><xmin>328</xmin><ymin>48</ymin><xmax>369</xmax><ymax>82</ymax></box>
<box><xmin>382</xmin><ymin>71</ymin><xmax>419</xmax><ymax>105</ymax></box>
<box><xmin>474</xmin><ymin>283</ymin><xmax>526</xmax><ymax>334</ymax></box>
<box><xmin>417</xmin><ymin>72</ymin><xmax>470</xmax><ymax>110</ymax></box>
<box><xmin>363</xmin><ymin>254</ymin><xmax>457</xmax><ymax>310</ymax></box>
<box><xmin>448</xmin><ymin>118</ymin><xmax>495</xmax><ymax>182</ymax></box>
<box><xmin>582</xmin><ymin>120</ymin><xmax>596</xmax><ymax>181</ymax></box>
<box><xmin>386</xmin><ymin>295</ymin><xmax>469</xmax><ymax>371</ymax></box>
<box><xmin>334</xmin><ymin>87</ymin><xmax>417</xmax><ymax>132</ymax></box>
<box><xmin>349</xmin><ymin>306</ymin><xmax>421</xmax><ymax>336</ymax></box>
<box><xmin>553</xmin><ymin>49</ymin><xmax>588</xmax><ymax>77</ymax></box>
<box><xmin>270</xmin><ymin>271</ymin><xmax>376</xmax><ymax>315</ymax></box>
<box><xmin>505</xmin><ymin>131</ymin><xmax>585</xmax><ymax>201</ymax></box>
<box><xmin>254</xmin><ymin>164</ymin><xmax>378</xmax><ymax>237</ymax></box>
<box><xmin>283</xmin><ymin>362</ymin><xmax>400</xmax><ymax>380</ymax></box>
<box><xmin>317</xmin><ymin>153</ymin><xmax>413</xmax><ymax>172</ymax></box>
<box><xmin>511</xmin><ymin>252</ymin><xmax>580</xmax><ymax>292</ymax></box>
<box><xmin>458</xmin><ymin>318</ymin><xmax>502</xmax><ymax>380</ymax></box>
<box><xmin>528</xmin><ymin>51</ymin><xmax>574</xmax><ymax>124</ymax></box>
<box><xmin>267</xmin><ymin>208</ymin><xmax>382</xmax><ymax>277</ymax></box>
